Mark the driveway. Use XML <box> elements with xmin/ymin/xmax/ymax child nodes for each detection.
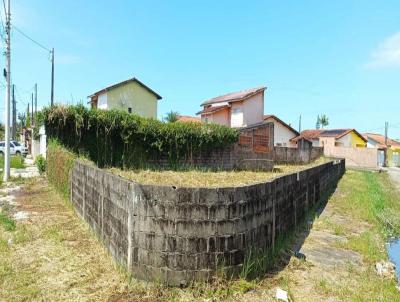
<box><xmin>387</xmin><ymin>167</ymin><xmax>400</xmax><ymax>190</ymax></box>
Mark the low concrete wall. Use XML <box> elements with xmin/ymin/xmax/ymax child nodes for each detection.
<box><xmin>274</xmin><ymin>146</ymin><xmax>323</xmax><ymax>164</ymax></box>
<box><xmin>70</xmin><ymin>159</ymin><xmax>345</xmax><ymax>285</ymax></box>
<box><xmin>324</xmin><ymin>145</ymin><xmax>378</xmax><ymax>169</ymax></box>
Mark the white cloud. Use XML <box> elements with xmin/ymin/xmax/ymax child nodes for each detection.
<box><xmin>366</xmin><ymin>32</ymin><xmax>400</xmax><ymax>68</ymax></box>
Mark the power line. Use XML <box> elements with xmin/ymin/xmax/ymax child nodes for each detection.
<box><xmin>13</xmin><ymin>25</ymin><xmax>51</xmax><ymax>53</ymax></box>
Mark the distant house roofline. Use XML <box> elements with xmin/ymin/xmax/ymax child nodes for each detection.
<box><xmin>319</xmin><ymin>128</ymin><xmax>367</xmax><ymax>142</ymax></box>
<box><xmin>291</xmin><ymin>128</ymin><xmax>367</xmax><ymax>143</ymax></box>
<box><xmin>177</xmin><ymin>115</ymin><xmax>201</xmax><ymax>123</ymax></box>
<box><xmin>200</xmin><ymin>86</ymin><xmax>266</xmax><ymax>106</ymax></box>
<box><xmin>363</xmin><ymin>132</ymin><xmax>400</xmax><ymax>148</ymax></box>
<box><xmin>263</xmin><ymin>114</ymin><xmax>299</xmax><ymax>137</ymax></box>
<box><xmin>196</xmin><ymin>104</ymin><xmax>229</xmax><ymax>115</ymax></box>
<box><xmin>88</xmin><ymin>77</ymin><xmax>162</xmax><ymax>100</ymax></box>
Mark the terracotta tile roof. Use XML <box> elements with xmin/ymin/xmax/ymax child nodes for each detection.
<box><xmin>291</xmin><ymin>129</ymin><xmax>324</xmax><ymax>142</ymax></box>
<box><xmin>201</xmin><ymin>86</ymin><xmax>266</xmax><ymax>106</ymax></box>
<box><xmin>177</xmin><ymin>115</ymin><xmax>201</xmax><ymax>123</ymax></box>
<box><xmin>88</xmin><ymin>77</ymin><xmax>162</xmax><ymax>100</ymax></box>
<box><xmin>363</xmin><ymin>133</ymin><xmax>400</xmax><ymax>149</ymax></box>
<box><xmin>196</xmin><ymin>104</ymin><xmax>229</xmax><ymax>115</ymax></box>
<box><xmin>263</xmin><ymin>114</ymin><xmax>299</xmax><ymax>136</ymax></box>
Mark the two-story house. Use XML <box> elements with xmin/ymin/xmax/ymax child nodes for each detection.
<box><xmin>197</xmin><ymin>87</ymin><xmax>266</xmax><ymax>128</ymax></box>
<box><xmin>88</xmin><ymin>77</ymin><xmax>162</xmax><ymax>118</ymax></box>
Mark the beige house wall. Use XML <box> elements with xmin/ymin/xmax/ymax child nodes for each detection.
<box><xmin>207</xmin><ymin>108</ymin><xmax>230</xmax><ymax>127</ymax></box>
<box><xmin>241</xmin><ymin>91</ymin><xmax>264</xmax><ymax>127</ymax></box>
<box><xmin>324</xmin><ymin>145</ymin><xmax>378</xmax><ymax>168</ymax></box>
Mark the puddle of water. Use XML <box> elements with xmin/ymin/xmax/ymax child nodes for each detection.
<box><xmin>388</xmin><ymin>238</ymin><xmax>400</xmax><ymax>282</ymax></box>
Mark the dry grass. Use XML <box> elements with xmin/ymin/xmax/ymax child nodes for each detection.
<box><xmin>1</xmin><ymin>168</ymin><xmax>398</xmax><ymax>301</ymax></box>
<box><xmin>109</xmin><ymin>158</ymin><xmax>329</xmax><ymax>188</ymax></box>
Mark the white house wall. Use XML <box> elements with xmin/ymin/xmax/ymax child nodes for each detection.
<box><xmin>265</xmin><ymin>118</ymin><xmax>297</xmax><ymax>147</ymax></box>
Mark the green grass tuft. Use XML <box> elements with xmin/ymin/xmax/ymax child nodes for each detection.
<box><xmin>0</xmin><ymin>212</ymin><xmax>15</xmax><ymax>231</ymax></box>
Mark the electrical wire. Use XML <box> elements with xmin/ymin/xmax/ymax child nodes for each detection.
<box><xmin>12</xmin><ymin>25</ymin><xmax>51</xmax><ymax>53</ymax></box>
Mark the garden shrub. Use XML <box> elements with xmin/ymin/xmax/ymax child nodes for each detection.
<box><xmin>35</xmin><ymin>154</ymin><xmax>46</xmax><ymax>175</ymax></box>
<box><xmin>46</xmin><ymin>140</ymin><xmax>77</xmax><ymax>198</ymax></box>
<box><xmin>43</xmin><ymin>105</ymin><xmax>239</xmax><ymax>169</ymax></box>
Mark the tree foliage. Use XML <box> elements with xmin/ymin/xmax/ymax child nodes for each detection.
<box><xmin>164</xmin><ymin>111</ymin><xmax>179</xmax><ymax>123</ymax></box>
<box><xmin>319</xmin><ymin>114</ymin><xmax>329</xmax><ymax>128</ymax></box>
<box><xmin>42</xmin><ymin>105</ymin><xmax>239</xmax><ymax>169</ymax></box>
<box><xmin>316</xmin><ymin>114</ymin><xmax>329</xmax><ymax>129</ymax></box>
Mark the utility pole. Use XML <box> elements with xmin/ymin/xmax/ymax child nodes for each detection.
<box><xmin>3</xmin><ymin>0</ymin><xmax>11</xmax><ymax>182</ymax></box>
<box><xmin>298</xmin><ymin>114</ymin><xmax>302</xmax><ymax>132</ymax></box>
<box><xmin>51</xmin><ymin>48</ymin><xmax>54</xmax><ymax>106</ymax></box>
<box><xmin>34</xmin><ymin>83</ymin><xmax>37</xmax><ymax>115</ymax></box>
<box><xmin>31</xmin><ymin>93</ymin><xmax>34</xmax><ymax>125</ymax></box>
<box><xmin>12</xmin><ymin>84</ymin><xmax>16</xmax><ymax>139</ymax></box>
<box><xmin>384</xmin><ymin>122</ymin><xmax>389</xmax><ymax>167</ymax></box>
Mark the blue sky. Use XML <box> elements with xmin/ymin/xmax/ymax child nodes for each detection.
<box><xmin>2</xmin><ymin>0</ymin><xmax>400</xmax><ymax>138</ymax></box>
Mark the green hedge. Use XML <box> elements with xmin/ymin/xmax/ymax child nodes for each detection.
<box><xmin>46</xmin><ymin>140</ymin><xmax>77</xmax><ymax>198</ymax></box>
<box><xmin>43</xmin><ymin>105</ymin><xmax>239</xmax><ymax>169</ymax></box>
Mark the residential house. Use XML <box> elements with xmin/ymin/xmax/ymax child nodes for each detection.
<box><xmin>292</xmin><ymin>129</ymin><xmax>378</xmax><ymax>169</ymax></box>
<box><xmin>293</xmin><ymin>129</ymin><xmax>367</xmax><ymax>148</ymax></box>
<box><xmin>364</xmin><ymin>133</ymin><xmax>400</xmax><ymax>166</ymax></box>
<box><xmin>177</xmin><ymin>115</ymin><xmax>201</xmax><ymax>123</ymax></box>
<box><xmin>88</xmin><ymin>77</ymin><xmax>162</xmax><ymax>118</ymax></box>
<box><xmin>290</xmin><ymin>129</ymin><xmax>323</xmax><ymax>147</ymax></box>
<box><xmin>197</xmin><ymin>87</ymin><xmax>266</xmax><ymax>128</ymax></box>
<box><xmin>263</xmin><ymin>115</ymin><xmax>299</xmax><ymax>147</ymax></box>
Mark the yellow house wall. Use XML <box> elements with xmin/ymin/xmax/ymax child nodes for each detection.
<box><xmin>348</xmin><ymin>131</ymin><xmax>366</xmax><ymax>147</ymax></box>
<box><xmin>107</xmin><ymin>81</ymin><xmax>158</xmax><ymax>118</ymax></box>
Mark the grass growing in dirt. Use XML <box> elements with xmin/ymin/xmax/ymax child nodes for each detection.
<box><xmin>0</xmin><ymin>155</ymin><xmax>26</xmax><ymax>169</ymax></box>
<box><xmin>110</xmin><ymin>157</ymin><xmax>329</xmax><ymax>188</ymax></box>
<box><xmin>309</xmin><ymin>170</ymin><xmax>400</xmax><ymax>300</ymax></box>
<box><xmin>0</xmin><ymin>212</ymin><xmax>16</xmax><ymax>231</ymax></box>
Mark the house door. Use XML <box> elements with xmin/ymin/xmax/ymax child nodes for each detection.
<box><xmin>377</xmin><ymin>150</ymin><xmax>385</xmax><ymax>166</ymax></box>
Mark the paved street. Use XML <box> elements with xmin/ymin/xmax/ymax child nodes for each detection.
<box><xmin>388</xmin><ymin>167</ymin><xmax>400</xmax><ymax>190</ymax></box>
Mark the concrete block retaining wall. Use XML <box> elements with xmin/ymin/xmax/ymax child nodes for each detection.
<box><xmin>70</xmin><ymin>159</ymin><xmax>345</xmax><ymax>285</ymax></box>
<box><xmin>147</xmin><ymin>144</ymin><xmax>274</xmax><ymax>171</ymax></box>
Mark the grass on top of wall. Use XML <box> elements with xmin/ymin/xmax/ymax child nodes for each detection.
<box><xmin>109</xmin><ymin>157</ymin><xmax>330</xmax><ymax>188</ymax></box>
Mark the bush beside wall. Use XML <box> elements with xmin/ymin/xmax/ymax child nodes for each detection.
<box><xmin>43</xmin><ymin>105</ymin><xmax>239</xmax><ymax>170</ymax></box>
<box><xmin>46</xmin><ymin>140</ymin><xmax>77</xmax><ymax>198</ymax></box>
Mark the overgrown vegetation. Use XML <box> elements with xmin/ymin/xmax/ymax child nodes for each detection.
<box><xmin>35</xmin><ymin>155</ymin><xmax>46</xmax><ymax>175</ymax></box>
<box><xmin>0</xmin><ymin>155</ymin><xmax>25</xmax><ymax>169</ymax></box>
<box><xmin>42</xmin><ymin>105</ymin><xmax>239</xmax><ymax>169</ymax></box>
<box><xmin>46</xmin><ymin>140</ymin><xmax>77</xmax><ymax>198</ymax></box>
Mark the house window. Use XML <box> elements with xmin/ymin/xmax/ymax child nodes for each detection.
<box><xmin>128</xmin><ymin>108</ymin><xmax>132</xmax><ymax>113</ymax></box>
<box><xmin>231</xmin><ymin>107</ymin><xmax>243</xmax><ymax>127</ymax></box>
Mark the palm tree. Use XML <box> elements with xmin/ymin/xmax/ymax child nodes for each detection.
<box><xmin>164</xmin><ymin>111</ymin><xmax>179</xmax><ymax>123</ymax></box>
<box><xmin>320</xmin><ymin>114</ymin><xmax>329</xmax><ymax>128</ymax></box>
<box><xmin>316</xmin><ymin>115</ymin><xmax>321</xmax><ymax>129</ymax></box>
